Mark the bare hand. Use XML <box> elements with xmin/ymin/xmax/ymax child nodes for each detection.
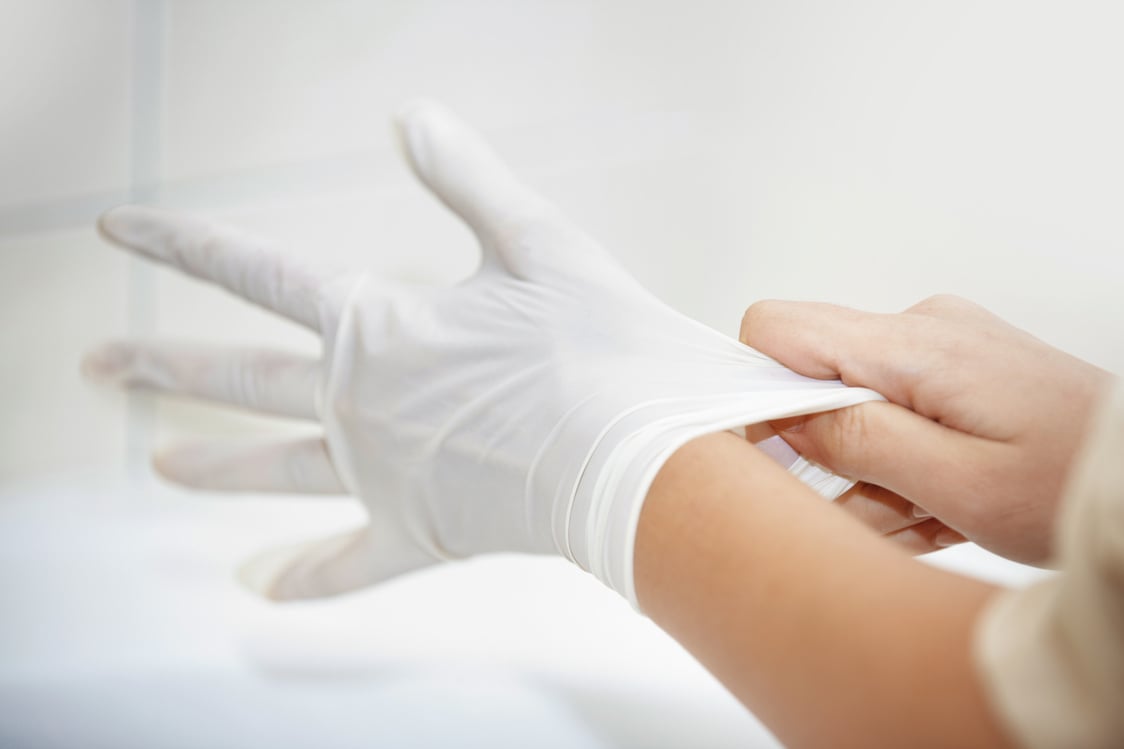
<box><xmin>740</xmin><ymin>294</ymin><xmax>1113</xmax><ymax>563</ymax></box>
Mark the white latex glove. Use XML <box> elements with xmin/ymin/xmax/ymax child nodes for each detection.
<box><xmin>84</xmin><ymin>102</ymin><xmax>882</xmax><ymax>606</ymax></box>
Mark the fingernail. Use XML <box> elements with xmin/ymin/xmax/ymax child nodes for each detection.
<box><xmin>912</xmin><ymin>505</ymin><xmax>933</xmax><ymax>519</ymax></box>
<box><xmin>934</xmin><ymin>528</ymin><xmax>966</xmax><ymax>547</ymax></box>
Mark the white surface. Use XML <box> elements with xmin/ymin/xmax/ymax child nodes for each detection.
<box><xmin>0</xmin><ymin>483</ymin><xmax>1046</xmax><ymax>749</ymax></box>
<box><xmin>0</xmin><ymin>482</ymin><xmax>784</xmax><ymax>749</ymax></box>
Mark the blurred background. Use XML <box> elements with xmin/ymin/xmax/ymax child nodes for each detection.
<box><xmin>1</xmin><ymin>1</ymin><xmax>1121</xmax><ymax>747</ymax></box>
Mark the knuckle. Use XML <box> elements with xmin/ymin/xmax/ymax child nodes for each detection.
<box><xmin>739</xmin><ymin>300</ymin><xmax>780</xmax><ymax>344</ymax></box>
<box><xmin>909</xmin><ymin>293</ymin><xmax>962</xmax><ymax>314</ymax></box>
<box><xmin>908</xmin><ymin>293</ymin><xmax>991</xmax><ymax>322</ymax></box>
<box><xmin>929</xmin><ymin>292</ymin><xmax>966</xmax><ymax>307</ymax></box>
<box><xmin>814</xmin><ymin>405</ymin><xmax>872</xmax><ymax>478</ymax></box>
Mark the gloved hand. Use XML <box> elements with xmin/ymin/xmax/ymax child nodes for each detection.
<box><xmin>84</xmin><ymin>101</ymin><xmax>881</xmax><ymax>606</ymax></box>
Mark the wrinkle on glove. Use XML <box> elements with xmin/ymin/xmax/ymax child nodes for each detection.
<box><xmin>88</xmin><ymin>101</ymin><xmax>883</xmax><ymax>608</ymax></box>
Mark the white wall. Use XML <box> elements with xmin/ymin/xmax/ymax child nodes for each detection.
<box><xmin>1</xmin><ymin>1</ymin><xmax>1121</xmax><ymax>746</ymax></box>
<box><xmin>3</xmin><ymin>0</ymin><xmax>1121</xmax><ymax>487</ymax></box>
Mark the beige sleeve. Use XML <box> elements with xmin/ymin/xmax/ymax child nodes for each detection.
<box><xmin>974</xmin><ymin>381</ymin><xmax>1124</xmax><ymax>749</ymax></box>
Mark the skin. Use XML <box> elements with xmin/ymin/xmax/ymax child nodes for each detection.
<box><xmin>87</xmin><ymin>183</ymin><xmax>1106</xmax><ymax>742</ymax></box>
<box><xmin>745</xmin><ymin>422</ymin><xmax>968</xmax><ymax>553</ymax></box>
<box><xmin>741</xmin><ymin>295</ymin><xmax>1113</xmax><ymax>564</ymax></box>
<box><xmin>633</xmin><ymin>294</ymin><xmax>1111</xmax><ymax>747</ymax></box>
<box><xmin>635</xmin><ymin>432</ymin><xmax>1013</xmax><ymax>749</ymax></box>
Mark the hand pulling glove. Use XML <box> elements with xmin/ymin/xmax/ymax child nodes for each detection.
<box><xmin>84</xmin><ymin>101</ymin><xmax>882</xmax><ymax>607</ymax></box>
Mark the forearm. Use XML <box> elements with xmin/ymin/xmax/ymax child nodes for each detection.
<box><xmin>635</xmin><ymin>431</ymin><xmax>1013</xmax><ymax>749</ymax></box>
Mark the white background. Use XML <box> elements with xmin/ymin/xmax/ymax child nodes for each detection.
<box><xmin>1</xmin><ymin>1</ymin><xmax>1121</xmax><ymax>747</ymax></box>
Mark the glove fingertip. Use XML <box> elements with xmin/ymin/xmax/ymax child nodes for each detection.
<box><xmin>151</xmin><ymin>444</ymin><xmax>205</xmax><ymax>489</ymax></box>
<box><xmin>80</xmin><ymin>342</ymin><xmax>129</xmax><ymax>383</ymax></box>
<box><xmin>237</xmin><ymin>545</ymin><xmax>300</xmax><ymax>601</ymax></box>
<box><xmin>96</xmin><ymin>204</ymin><xmax>131</xmax><ymax>245</ymax></box>
<box><xmin>392</xmin><ymin>98</ymin><xmax>446</xmax><ymax>179</ymax></box>
<box><xmin>236</xmin><ymin>528</ymin><xmax>378</xmax><ymax>603</ymax></box>
<box><xmin>97</xmin><ymin>204</ymin><xmax>160</xmax><ymax>248</ymax></box>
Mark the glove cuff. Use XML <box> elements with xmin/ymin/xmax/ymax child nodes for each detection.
<box><xmin>542</xmin><ymin>387</ymin><xmax>881</xmax><ymax>609</ymax></box>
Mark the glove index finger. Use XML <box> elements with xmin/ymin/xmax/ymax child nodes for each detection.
<box><xmin>739</xmin><ymin>299</ymin><xmax>936</xmax><ymax>411</ymax></box>
<box><xmin>98</xmin><ymin>205</ymin><xmax>336</xmax><ymax>332</ymax></box>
